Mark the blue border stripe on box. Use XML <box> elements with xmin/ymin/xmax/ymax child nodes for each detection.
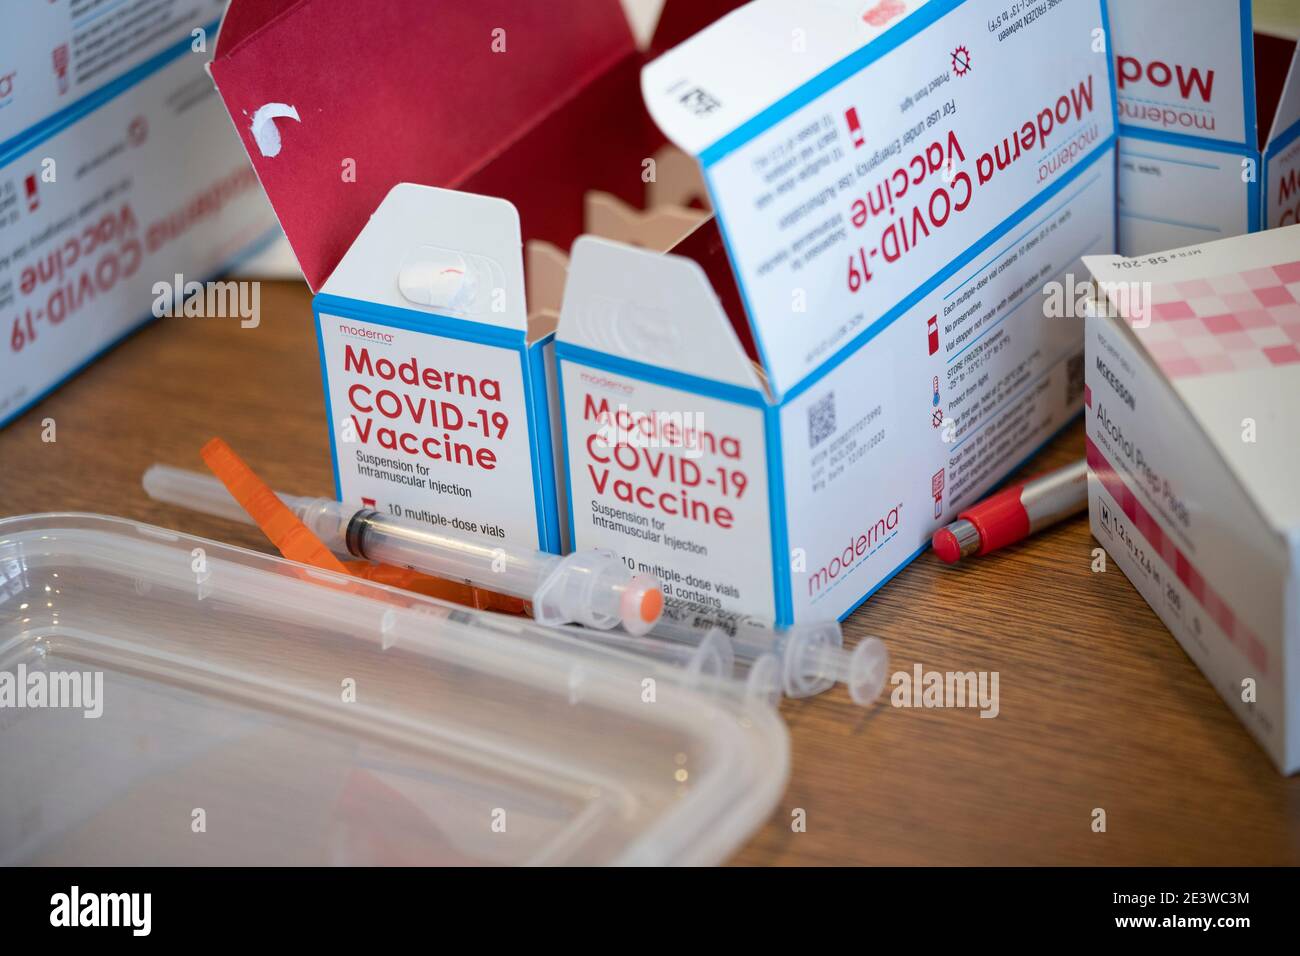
<box><xmin>0</xmin><ymin>17</ymin><xmax>223</xmax><ymax>166</ymax></box>
<box><xmin>313</xmin><ymin>294</ymin><xmax>526</xmax><ymax>348</ymax></box>
<box><xmin>1240</xmin><ymin>0</ymin><xmax>1257</xmax><ymax>149</ymax></box>
<box><xmin>525</xmin><ymin>336</ymin><xmax>563</xmax><ymax>553</ymax></box>
<box><xmin>1119</xmin><ymin>124</ymin><xmax>1257</xmax><ymax>157</ymax></box>
<box><xmin>763</xmin><ymin>405</ymin><xmax>792</xmax><ymax>625</ymax></box>
<box><xmin>1099</xmin><ymin>0</ymin><xmax>1121</xmax><ymax>135</ymax></box>
<box><xmin>554</xmin><ymin>356</ymin><xmax>580</xmax><ymax>552</ymax></box>
<box><xmin>554</xmin><ymin>342</ymin><xmax>768</xmax><ymax>407</ymax></box>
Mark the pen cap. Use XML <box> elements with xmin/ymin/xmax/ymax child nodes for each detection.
<box><xmin>532</xmin><ymin>550</ymin><xmax>664</xmax><ymax>634</ymax></box>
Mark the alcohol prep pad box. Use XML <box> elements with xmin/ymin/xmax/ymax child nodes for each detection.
<box><xmin>0</xmin><ymin>1</ymin><xmax>279</xmax><ymax>427</ymax></box>
<box><xmin>556</xmin><ymin>0</ymin><xmax>1118</xmax><ymax>624</ymax></box>
<box><xmin>208</xmin><ymin>0</ymin><xmax>746</xmax><ymax>553</ymax></box>
<box><xmin>1106</xmin><ymin>0</ymin><xmax>1300</xmax><ymax>255</ymax></box>
<box><xmin>1084</xmin><ymin>225</ymin><xmax>1300</xmax><ymax>774</ymax></box>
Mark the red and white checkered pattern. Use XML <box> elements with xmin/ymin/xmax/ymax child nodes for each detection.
<box><xmin>1115</xmin><ymin>260</ymin><xmax>1300</xmax><ymax>379</ymax></box>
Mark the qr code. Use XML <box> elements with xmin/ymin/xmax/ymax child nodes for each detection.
<box><xmin>1065</xmin><ymin>352</ymin><xmax>1085</xmax><ymax>405</ymax></box>
<box><xmin>808</xmin><ymin>391</ymin><xmax>836</xmax><ymax>448</ymax></box>
<box><xmin>678</xmin><ymin>86</ymin><xmax>721</xmax><ymax>116</ymax></box>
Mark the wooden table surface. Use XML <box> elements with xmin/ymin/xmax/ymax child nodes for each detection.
<box><xmin>3</xmin><ymin>279</ymin><xmax>1297</xmax><ymax>865</ymax></box>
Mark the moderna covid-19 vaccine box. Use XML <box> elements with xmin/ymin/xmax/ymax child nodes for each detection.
<box><xmin>555</xmin><ymin>0</ymin><xmax>1119</xmax><ymax>624</ymax></box>
<box><xmin>1106</xmin><ymin>0</ymin><xmax>1300</xmax><ymax>255</ymax></box>
<box><xmin>0</xmin><ymin>0</ymin><xmax>279</xmax><ymax>427</ymax></box>
<box><xmin>1084</xmin><ymin>225</ymin><xmax>1300</xmax><ymax>774</ymax></box>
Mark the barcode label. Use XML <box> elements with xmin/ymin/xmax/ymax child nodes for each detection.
<box><xmin>1066</xmin><ymin>352</ymin><xmax>1085</xmax><ymax>405</ymax></box>
<box><xmin>808</xmin><ymin>391</ymin><xmax>837</xmax><ymax>448</ymax></box>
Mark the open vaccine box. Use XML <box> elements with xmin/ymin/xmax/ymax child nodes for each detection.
<box><xmin>1106</xmin><ymin>0</ymin><xmax>1300</xmax><ymax>255</ymax></box>
<box><xmin>1083</xmin><ymin>224</ymin><xmax>1300</xmax><ymax>774</ymax></box>
<box><xmin>208</xmin><ymin>0</ymin><xmax>739</xmax><ymax>554</ymax></box>
<box><xmin>555</xmin><ymin>0</ymin><xmax>1118</xmax><ymax>624</ymax></box>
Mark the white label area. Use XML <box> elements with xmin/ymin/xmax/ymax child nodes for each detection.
<box><xmin>1117</xmin><ymin>135</ymin><xmax>1252</xmax><ymax>256</ymax></box>
<box><xmin>560</xmin><ymin>362</ymin><xmax>775</xmax><ymax>618</ymax></box>
<box><xmin>1106</xmin><ymin>0</ymin><xmax>1248</xmax><ymax>147</ymax></box>
<box><xmin>1</xmin><ymin>0</ymin><xmax>227</xmax><ymax>142</ymax></box>
<box><xmin>702</xmin><ymin>0</ymin><xmax>1113</xmax><ymax>394</ymax></box>
<box><xmin>317</xmin><ymin>312</ymin><xmax>543</xmax><ymax>548</ymax></box>
<box><xmin>782</xmin><ymin>150</ymin><xmax>1114</xmax><ymax>621</ymax></box>
<box><xmin>0</xmin><ymin>51</ymin><xmax>276</xmax><ymax>425</ymax></box>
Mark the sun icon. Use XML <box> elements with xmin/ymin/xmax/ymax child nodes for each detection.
<box><xmin>951</xmin><ymin>45</ymin><xmax>972</xmax><ymax>76</ymax></box>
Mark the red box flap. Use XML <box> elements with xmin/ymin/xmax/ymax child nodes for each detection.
<box><xmin>211</xmin><ymin>0</ymin><xmax>639</xmax><ymax>289</ymax></box>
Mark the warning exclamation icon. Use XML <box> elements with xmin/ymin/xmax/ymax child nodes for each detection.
<box><xmin>844</xmin><ymin>107</ymin><xmax>865</xmax><ymax>149</ymax></box>
<box><xmin>24</xmin><ymin>174</ymin><xmax>38</xmax><ymax>212</ymax></box>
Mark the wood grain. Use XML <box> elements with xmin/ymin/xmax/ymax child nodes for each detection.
<box><xmin>3</xmin><ymin>279</ymin><xmax>1296</xmax><ymax>865</ymax></box>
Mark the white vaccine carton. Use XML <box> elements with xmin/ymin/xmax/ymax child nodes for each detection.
<box><xmin>1084</xmin><ymin>225</ymin><xmax>1300</xmax><ymax>774</ymax></box>
<box><xmin>555</xmin><ymin>0</ymin><xmax>1118</xmax><ymax>624</ymax></box>
<box><xmin>312</xmin><ymin>185</ymin><xmax>566</xmax><ymax>553</ymax></box>
<box><xmin>0</xmin><ymin>1</ymin><xmax>278</xmax><ymax>427</ymax></box>
<box><xmin>1107</xmin><ymin>0</ymin><xmax>1300</xmax><ymax>255</ymax></box>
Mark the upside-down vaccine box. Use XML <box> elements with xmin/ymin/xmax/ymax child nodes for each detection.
<box><xmin>1106</xmin><ymin>0</ymin><xmax>1300</xmax><ymax>255</ymax></box>
<box><xmin>555</xmin><ymin>0</ymin><xmax>1118</xmax><ymax>624</ymax></box>
<box><xmin>1083</xmin><ymin>225</ymin><xmax>1300</xmax><ymax>774</ymax></box>
<box><xmin>0</xmin><ymin>0</ymin><xmax>279</xmax><ymax>427</ymax></box>
<box><xmin>208</xmin><ymin>0</ymin><xmax>745</xmax><ymax>553</ymax></box>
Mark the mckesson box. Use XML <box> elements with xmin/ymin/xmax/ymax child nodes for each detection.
<box><xmin>1083</xmin><ymin>225</ymin><xmax>1300</xmax><ymax>774</ymax></box>
<box><xmin>0</xmin><ymin>0</ymin><xmax>279</xmax><ymax>427</ymax></box>
<box><xmin>208</xmin><ymin>0</ymin><xmax>742</xmax><ymax>553</ymax></box>
<box><xmin>1107</xmin><ymin>0</ymin><xmax>1300</xmax><ymax>255</ymax></box>
<box><xmin>555</xmin><ymin>0</ymin><xmax>1118</xmax><ymax>624</ymax></box>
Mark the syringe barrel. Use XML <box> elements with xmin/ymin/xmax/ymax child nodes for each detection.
<box><xmin>554</xmin><ymin>624</ymin><xmax>735</xmax><ymax>682</ymax></box>
<box><xmin>339</xmin><ymin>512</ymin><xmax>661</xmax><ymax>632</ymax></box>
<box><xmin>336</xmin><ymin>508</ymin><xmax>553</xmax><ymax>601</ymax></box>
<box><xmin>143</xmin><ymin>465</ymin><xmax>664</xmax><ymax>633</ymax></box>
<box><xmin>652</xmin><ymin>601</ymin><xmax>844</xmax><ymax>698</ymax></box>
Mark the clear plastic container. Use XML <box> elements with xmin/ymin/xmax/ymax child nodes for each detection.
<box><xmin>0</xmin><ymin>514</ymin><xmax>788</xmax><ymax>866</ymax></box>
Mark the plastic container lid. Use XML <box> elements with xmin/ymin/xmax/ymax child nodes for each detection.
<box><xmin>0</xmin><ymin>514</ymin><xmax>788</xmax><ymax>866</ymax></box>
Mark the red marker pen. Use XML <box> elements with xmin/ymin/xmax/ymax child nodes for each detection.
<box><xmin>932</xmin><ymin>459</ymin><xmax>1087</xmax><ymax>564</ymax></box>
